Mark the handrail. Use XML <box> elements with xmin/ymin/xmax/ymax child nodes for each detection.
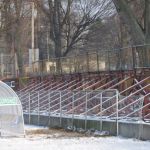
<box><xmin>74</xmin><ymin>78</ymin><xmax>99</xmax><ymax>90</ymax></box>
<box><xmin>108</xmin><ymin>93</ymin><xmax>150</xmax><ymax>118</ymax></box>
<box><xmin>19</xmin><ymin>80</ymin><xmax>52</xmax><ymax>98</ymax></box>
<box><xmin>65</xmin><ymin>77</ymin><xmax>131</xmax><ymax>114</ymax></box>
<box><xmin>85</xmin><ymin>78</ymin><xmax>107</xmax><ymax>90</ymax></box>
<box><xmin>35</xmin><ymin>78</ymin><xmax>92</xmax><ymax>110</ymax></box>
<box><xmin>50</xmin><ymin>78</ymin><xmax>110</xmax><ymax>112</ymax></box>
<box><xmin>54</xmin><ymin>89</ymin><xmax>117</xmax><ymax>114</ymax></box>
<box><xmin>18</xmin><ymin>80</ymin><xmax>46</xmax><ymax>93</ymax></box>
<box><xmin>120</xmin><ymin>94</ymin><xmax>150</xmax><ymax>119</ymax></box>
<box><xmin>21</xmin><ymin>80</ymin><xmax>64</xmax><ymax>103</ymax></box>
<box><xmin>18</xmin><ymin>82</ymin><xmax>35</xmax><ymax>93</ymax></box>
<box><xmin>35</xmin><ymin>78</ymin><xmax>83</xmax><ymax>107</ymax></box>
<box><xmin>30</xmin><ymin>78</ymin><xmax>77</xmax><ymax>103</ymax></box>
<box><xmin>109</xmin><ymin>77</ymin><xmax>132</xmax><ymax>89</ymax></box>
<box><xmin>96</xmin><ymin>78</ymin><xmax>119</xmax><ymax>90</ymax></box>
<box><xmin>82</xmin><ymin>76</ymin><xmax>150</xmax><ymax>115</ymax></box>
<box><xmin>96</xmin><ymin>84</ymin><xmax>150</xmax><ymax>116</ymax></box>
<box><xmin>47</xmin><ymin>78</ymin><xmax>110</xmax><ymax>110</ymax></box>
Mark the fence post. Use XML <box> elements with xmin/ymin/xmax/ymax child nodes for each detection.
<box><xmin>132</xmin><ymin>47</ymin><xmax>136</xmax><ymax>69</ymax></box>
<box><xmin>107</xmin><ymin>51</ymin><xmax>110</xmax><ymax>71</ymax></box>
<box><xmin>28</xmin><ymin>92</ymin><xmax>31</xmax><ymax>124</ymax></box>
<box><xmin>116</xmin><ymin>90</ymin><xmax>119</xmax><ymax>136</ymax></box>
<box><xmin>100</xmin><ymin>92</ymin><xmax>103</xmax><ymax>131</ymax></box>
<box><xmin>60</xmin><ymin>58</ymin><xmax>62</xmax><ymax>74</ymax></box>
<box><xmin>138</xmin><ymin>96</ymin><xmax>144</xmax><ymax>140</ymax></box>
<box><xmin>119</xmin><ymin>48</ymin><xmax>122</xmax><ymax>70</ymax></box>
<box><xmin>38</xmin><ymin>91</ymin><xmax>40</xmax><ymax>125</ymax></box>
<box><xmin>85</xmin><ymin>91</ymin><xmax>88</xmax><ymax>131</ymax></box>
<box><xmin>86</xmin><ymin>52</ymin><xmax>89</xmax><ymax>72</ymax></box>
<box><xmin>72</xmin><ymin>91</ymin><xmax>75</xmax><ymax>128</ymax></box>
<box><xmin>41</xmin><ymin>60</ymin><xmax>44</xmax><ymax>77</ymax></box>
<box><xmin>0</xmin><ymin>53</ymin><xmax>4</xmax><ymax>77</ymax></box>
<box><xmin>69</xmin><ymin>58</ymin><xmax>72</xmax><ymax>74</ymax></box>
<box><xmin>48</xmin><ymin>90</ymin><xmax>51</xmax><ymax>126</ymax></box>
<box><xmin>96</xmin><ymin>51</ymin><xmax>99</xmax><ymax>72</ymax></box>
<box><xmin>74</xmin><ymin>54</ymin><xmax>77</xmax><ymax>73</ymax></box>
<box><xmin>60</xmin><ymin>91</ymin><xmax>62</xmax><ymax>127</ymax></box>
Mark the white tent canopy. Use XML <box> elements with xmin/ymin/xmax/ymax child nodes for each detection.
<box><xmin>0</xmin><ymin>81</ymin><xmax>25</xmax><ymax>137</ymax></box>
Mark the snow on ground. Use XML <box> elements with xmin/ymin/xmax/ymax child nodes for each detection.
<box><xmin>25</xmin><ymin>125</ymin><xmax>48</xmax><ymax>130</ymax></box>
<box><xmin>0</xmin><ymin>125</ymin><xmax>150</xmax><ymax>150</ymax></box>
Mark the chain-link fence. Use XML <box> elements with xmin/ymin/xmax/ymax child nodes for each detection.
<box><xmin>0</xmin><ymin>54</ymin><xmax>17</xmax><ymax>78</ymax></box>
<box><xmin>22</xmin><ymin>45</ymin><xmax>150</xmax><ymax>76</ymax></box>
<box><xmin>0</xmin><ymin>45</ymin><xmax>150</xmax><ymax>78</ymax></box>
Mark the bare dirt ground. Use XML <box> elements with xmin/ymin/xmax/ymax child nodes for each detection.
<box><xmin>26</xmin><ymin>128</ymin><xmax>86</xmax><ymax>139</ymax></box>
<box><xmin>1</xmin><ymin>126</ymin><xmax>150</xmax><ymax>150</ymax></box>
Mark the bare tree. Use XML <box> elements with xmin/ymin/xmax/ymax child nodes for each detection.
<box><xmin>84</xmin><ymin>15</ymin><xmax>121</xmax><ymax>51</ymax></box>
<box><xmin>62</xmin><ymin>0</ymin><xmax>114</xmax><ymax>56</ymax></box>
<box><xmin>36</xmin><ymin>0</ymin><xmax>114</xmax><ymax>56</ymax></box>
<box><xmin>36</xmin><ymin>0</ymin><xmax>114</xmax><ymax>72</ymax></box>
<box><xmin>112</xmin><ymin>0</ymin><xmax>150</xmax><ymax>66</ymax></box>
<box><xmin>0</xmin><ymin>0</ymin><xmax>33</xmax><ymax>75</ymax></box>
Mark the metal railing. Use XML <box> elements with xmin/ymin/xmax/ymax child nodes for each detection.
<box><xmin>19</xmin><ymin>74</ymin><xmax>150</xmax><ymax>136</ymax></box>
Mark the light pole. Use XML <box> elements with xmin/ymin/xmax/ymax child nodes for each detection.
<box><xmin>31</xmin><ymin>2</ymin><xmax>35</xmax><ymax>62</ymax></box>
<box><xmin>27</xmin><ymin>1</ymin><xmax>36</xmax><ymax>65</ymax></box>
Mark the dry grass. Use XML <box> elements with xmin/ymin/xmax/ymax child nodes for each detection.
<box><xmin>26</xmin><ymin>128</ymin><xmax>86</xmax><ymax>139</ymax></box>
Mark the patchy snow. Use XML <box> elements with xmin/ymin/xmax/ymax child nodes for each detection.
<box><xmin>1</xmin><ymin>136</ymin><xmax>150</xmax><ymax>150</ymax></box>
<box><xmin>0</xmin><ymin>125</ymin><xmax>150</xmax><ymax>150</ymax></box>
<box><xmin>25</xmin><ymin>125</ymin><xmax>48</xmax><ymax>130</ymax></box>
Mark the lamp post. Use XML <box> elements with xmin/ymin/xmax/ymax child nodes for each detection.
<box><xmin>27</xmin><ymin>1</ymin><xmax>36</xmax><ymax>65</ymax></box>
<box><xmin>31</xmin><ymin>2</ymin><xmax>35</xmax><ymax>62</ymax></box>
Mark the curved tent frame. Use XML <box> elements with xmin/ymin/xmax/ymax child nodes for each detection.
<box><xmin>0</xmin><ymin>81</ymin><xmax>25</xmax><ymax>137</ymax></box>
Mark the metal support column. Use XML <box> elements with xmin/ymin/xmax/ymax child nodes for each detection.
<box><xmin>116</xmin><ymin>90</ymin><xmax>119</xmax><ymax>136</ymax></box>
<box><xmin>38</xmin><ymin>91</ymin><xmax>40</xmax><ymax>125</ymax></box>
<box><xmin>85</xmin><ymin>91</ymin><xmax>88</xmax><ymax>131</ymax></box>
<box><xmin>60</xmin><ymin>91</ymin><xmax>62</xmax><ymax>127</ymax></box>
<box><xmin>72</xmin><ymin>91</ymin><xmax>75</xmax><ymax>128</ymax></box>
<box><xmin>100</xmin><ymin>93</ymin><xmax>103</xmax><ymax>131</ymax></box>
<box><xmin>48</xmin><ymin>90</ymin><xmax>51</xmax><ymax>126</ymax></box>
<box><xmin>96</xmin><ymin>51</ymin><xmax>99</xmax><ymax>72</ymax></box>
<box><xmin>28</xmin><ymin>92</ymin><xmax>31</xmax><ymax>124</ymax></box>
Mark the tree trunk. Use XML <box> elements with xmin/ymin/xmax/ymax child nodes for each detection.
<box><xmin>113</xmin><ymin>0</ymin><xmax>149</xmax><ymax>67</ymax></box>
<box><xmin>145</xmin><ymin>0</ymin><xmax>150</xmax><ymax>67</ymax></box>
<box><xmin>15</xmin><ymin>28</ymin><xmax>23</xmax><ymax>76</ymax></box>
<box><xmin>54</xmin><ymin>39</ymin><xmax>62</xmax><ymax>73</ymax></box>
<box><xmin>113</xmin><ymin>0</ymin><xmax>145</xmax><ymax>45</ymax></box>
<box><xmin>53</xmin><ymin>0</ymin><xmax>62</xmax><ymax>73</ymax></box>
